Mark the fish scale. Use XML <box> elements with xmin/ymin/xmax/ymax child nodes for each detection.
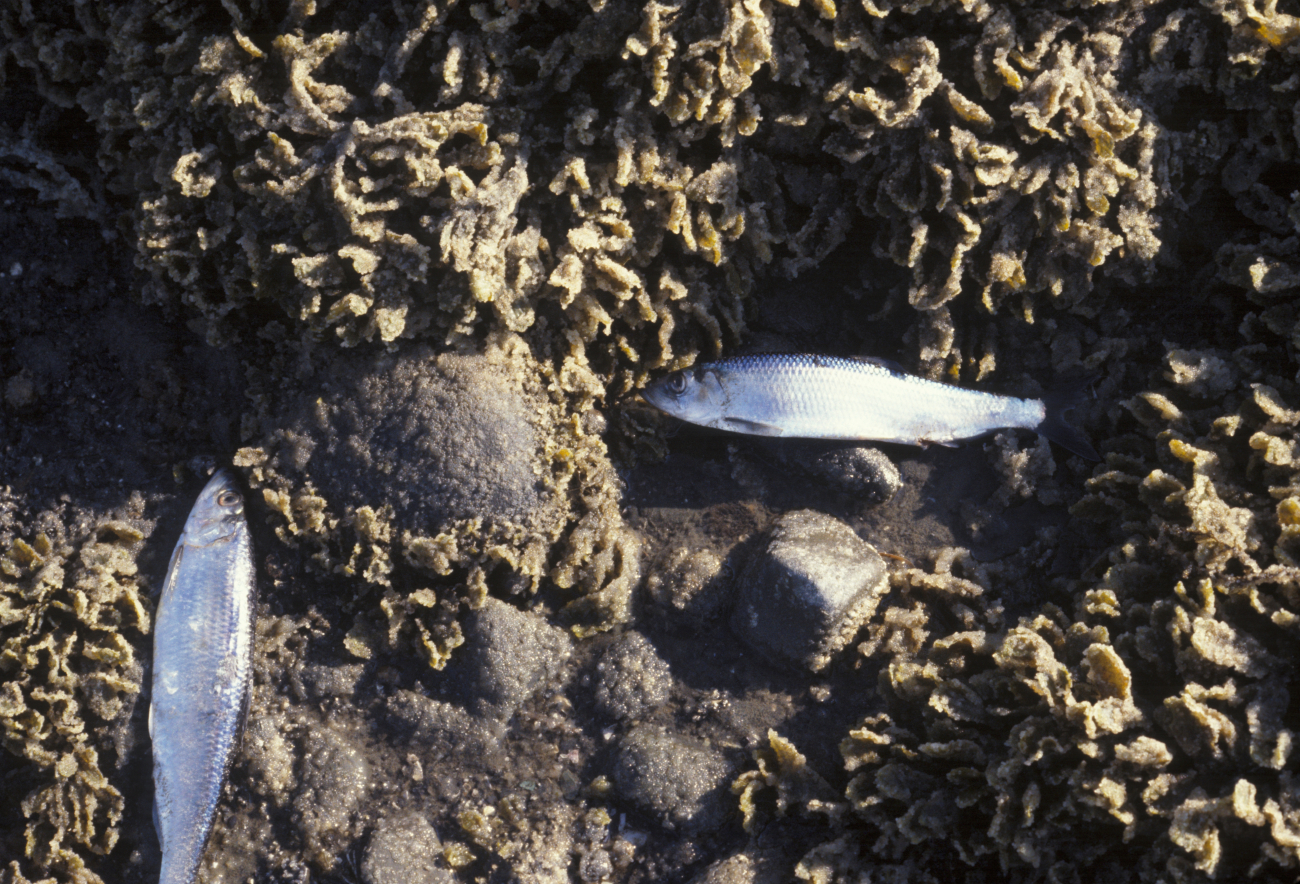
<box><xmin>642</xmin><ymin>353</ymin><xmax>1097</xmax><ymax>459</ymax></box>
<box><xmin>151</xmin><ymin>469</ymin><xmax>255</xmax><ymax>884</ymax></box>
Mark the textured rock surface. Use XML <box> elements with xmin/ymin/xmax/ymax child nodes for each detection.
<box><xmin>446</xmin><ymin>597</ymin><xmax>574</xmax><ymax>720</ymax></box>
<box><xmin>612</xmin><ymin>724</ymin><xmax>733</xmax><ymax>834</ymax></box>
<box><xmin>732</xmin><ymin>510</ymin><xmax>888</xmax><ymax>672</ymax></box>
<box><xmin>593</xmin><ymin>632</ymin><xmax>672</xmax><ymax>722</ymax></box>
<box><xmin>362</xmin><ymin>812</ymin><xmax>453</xmax><ymax>884</ymax></box>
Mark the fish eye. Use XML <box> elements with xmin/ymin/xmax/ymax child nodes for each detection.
<box><xmin>217</xmin><ymin>491</ymin><xmax>241</xmax><ymax>508</ymax></box>
<box><xmin>665</xmin><ymin>371</ymin><xmax>688</xmax><ymax>395</ymax></box>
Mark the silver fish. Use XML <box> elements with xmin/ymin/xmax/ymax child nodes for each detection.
<box><xmin>642</xmin><ymin>353</ymin><xmax>1097</xmax><ymax>459</ymax></box>
<box><xmin>150</xmin><ymin>469</ymin><xmax>256</xmax><ymax>884</ymax></box>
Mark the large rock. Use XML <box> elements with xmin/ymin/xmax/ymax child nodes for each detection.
<box><xmin>731</xmin><ymin>510</ymin><xmax>888</xmax><ymax>672</ymax></box>
<box><xmin>285</xmin><ymin>345</ymin><xmax>564</xmax><ymax>534</ymax></box>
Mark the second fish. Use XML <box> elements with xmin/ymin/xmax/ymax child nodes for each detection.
<box><xmin>150</xmin><ymin>469</ymin><xmax>256</xmax><ymax>884</ymax></box>
<box><xmin>642</xmin><ymin>353</ymin><xmax>1098</xmax><ymax>460</ymax></box>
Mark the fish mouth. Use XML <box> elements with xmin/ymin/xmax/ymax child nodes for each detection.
<box><xmin>640</xmin><ymin>382</ymin><xmax>672</xmax><ymax>414</ymax></box>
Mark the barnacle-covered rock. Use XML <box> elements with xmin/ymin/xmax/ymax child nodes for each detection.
<box><xmin>612</xmin><ymin>724</ymin><xmax>733</xmax><ymax>834</ymax></box>
<box><xmin>593</xmin><ymin>632</ymin><xmax>671</xmax><ymax>723</ymax></box>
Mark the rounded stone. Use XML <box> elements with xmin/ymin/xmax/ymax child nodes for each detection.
<box><xmin>362</xmin><ymin>812</ymin><xmax>454</xmax><ymax>884</ymax></box>
<box><xmin>285</xmin><ymin>344</ymin><xmax>563</xmax><ymax>534</ymax></box>
<box><xmin>796</xmin><ymin>445</ymin><xmax>901</xmax><ymax>504</ymax></box>
<box><xmin>593</xmin><ymin>632</ymin><xmax>672</xmax><ymax>722</ymax></box>
<box><xmin>644</xmin><ymin>547</ymin><xmax>733</xmax><ymax>632</ymax></box>
<box><xmin>445</xmin><ymin>597</ymin><xmax>574</xmax><ymax>720</ymax></box>
<box><xmin>731</xmin><ymin>509</ymin><xmax>888</xmax><ymax>672</ymax></box>
<box><xmin>612</xmin><ymin>724</ymin><xmax>731</xmax><ymax>833</ymax></box>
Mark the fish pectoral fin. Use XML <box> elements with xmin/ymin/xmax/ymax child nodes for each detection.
<box><xmin>722</xmin><ymin>417</ymin><xmax>785</xmax><ymax>436</ymax></box>
<box><xmin>157</xmin><ymin>543</ymin><xmax>183</xmax><ymax>600</ymax></box>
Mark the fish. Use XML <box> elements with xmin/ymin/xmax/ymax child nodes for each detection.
<box><xmin>150</xmin><ymin>469</ymin><xmax>256</xmax><ymax>884</ymax></box>
<box><xmin>642</xmin><ymin>353</ymin><xmax>1098</xmax><ymax>460</ymax></box>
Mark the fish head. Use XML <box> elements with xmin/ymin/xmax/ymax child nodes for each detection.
<box><xmin>643</xmin><ymin>366</ymin><xmax>727</xmax><ymax>427</ymax></box>
<box><xmin>182</xmin><ymin>469</ymin><xmax>247</xmax><ymax>547</ymax></box>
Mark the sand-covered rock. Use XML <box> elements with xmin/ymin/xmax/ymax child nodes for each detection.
<box><xmin>732</xmin><ymin>510</ymin><xmax>888</xmax><ymax>672</ymax></box>
<box><xmin>446</xmin><ymin>597</ymin><xmax>573</xmax><ymax>720</ymax></box>
<box><xmin>612</xmin><ymin>724</ymin><xmax>733</xmax><ymax>834</ymax></box>
<box><xmin>362</xmin><ymin>812</ymin><xmax>454</xmax><ymax>884</ymax></box>
<box><xmin>593</xmin><ymin>632</ymin><xmax>672</xmax><ymax>723</ymax></box>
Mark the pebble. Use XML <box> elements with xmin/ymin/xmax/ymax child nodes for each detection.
<box><xmin>362</xmin><ymin>812</ymin><xmax>454</xmax><ymax>884</ymax></box>
<box><xmin>793</xmin><ymin>444</ymin><xmax>901</xmax><ymax>504</ymax></box>
<box><xmin>731</xmin><ymin>509</ymin><xmax>888</xmax><ymax>672</ymax></box>
<box><xmin>594</xmin><ymin>632</ymin><xmax>672</xmax><ymax>722</ymax></box>
<box><xmin>612</xmin><ymin>724</ymin><xmax>732</xmax><ymax>833</ymax></box>
<box><xmin>644</xmin><ymin>547</ymin><xmax>733</xmax><ymax>632</ymax></box>
<box><xmin>445</xmin><ymin>597</ymin><xmax>573</xmax><ymax>719</ymax></box>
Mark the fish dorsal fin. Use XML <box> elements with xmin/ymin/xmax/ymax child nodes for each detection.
<box><xmin>850</xmin><ymin>355</ymin><xmax>907</xmax><ymax>376</ymax></box>
<box><xmin>721</xmin><ymin>417</ymin><xmax>785</xmax><ymax>436</ymax></box>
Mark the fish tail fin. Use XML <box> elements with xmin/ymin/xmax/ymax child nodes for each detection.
<box><xmin>1038</xmin><ymin>378</ymin><xmax>1100</xmax><ymax>461</ymax></box>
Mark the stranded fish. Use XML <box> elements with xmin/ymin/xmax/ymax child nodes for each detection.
<box><xmin>642</xmin><ymin>353</ymin><xmax>1098</xmax><ymax>460</ymax></box>
<box><xmin>150</xmin><ymin>469</ymin><xmax>255</xmax><ymax>884</ymax></box>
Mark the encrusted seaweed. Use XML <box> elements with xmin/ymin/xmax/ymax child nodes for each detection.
<box><xmin>0</xmin><ymin>518</ymin><xmax>151</xmax><ymax>884</ymax></box>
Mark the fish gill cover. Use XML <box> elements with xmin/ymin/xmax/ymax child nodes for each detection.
<box><xmin>2</xmin><ymin>0</ymin><xmax>1300</xmax><ymax>881</ymax></box>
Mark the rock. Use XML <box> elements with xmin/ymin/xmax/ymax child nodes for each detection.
<box><xmin>578</xmin><ymin>848</ymin><xmax>615</xmax><ymax>882</ymax></box>
<box><xmin>446</xmin><ymin>597</ymin><xmax>573</xmax><ymax>719</ymax></box>
<box><xmin>793</xmin><ymin>445</ymin><xmax>901</xmax><ymax>504</ymax></box>
<box><xmin>286</xmin><ymin>345</ymin><xmax>564</xmax><ymax>535</ymax></box>
<box><xmin>384</xmin><ymin>690</ymin><xmax>506</xmax><ymax>761</ymax></box>
<box><xmin>612</xmin><ymin>724</ymin><xmax>732</xmax><ymax>833</ymax></box>
<box><xmin>731</xmin><ymin>510</ymin><xmax>888</xmax><ymax>672</ymax></box>
<box><xmin>594</xmin><ymin>632</ymin><xmax>672</xmax><ymax>722</ymax></box>
<box><xmin>300</xmin><ymin>662</ymin><xmax>365</xmax><ymax>702</ymax></box>
<box><xmin>362</xmin><ymin>812</ymin><xmax>454</xmax><ymax>884</ymax></box>
<box><xmin>687</xmin><ymin>850</ymin><xmax>786</xmax><ymax>884</ymax></box>
<box><xmin>294</xmin><ymin>725</ymin><xmax>371</xmax><ymax>868</ymax></box>
<box><xmin>644</xmin><ymin>547</ymin><xmax>733</xmax><ymax>632</ymax></box>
